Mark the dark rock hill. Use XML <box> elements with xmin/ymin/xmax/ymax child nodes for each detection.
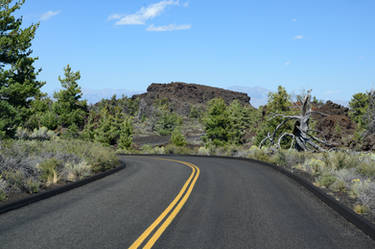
<box><xmin>313</xmin><ymin>101</ymin><xmax>356</xmax><ymax>147</ymax></box>
<box><xmin>133</xmin><ymin>82</ymin><xmax>251</xmax><ymax>117</ymax></box>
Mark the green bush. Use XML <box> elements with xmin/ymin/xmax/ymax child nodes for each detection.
<box><xmin>357</xmin><ymin>162</ymin><xmax>375</xmax><ymax>178</ymax></box>
<box><xmin>247</xmin><ymin>146</ymin><xmax>272</xmax><ymax>163</ymax></box>
<box><xmin>197</xmin><ymin>146</ymin><xmax>210</xmax><ymax>155</ymax></box>
<box><xmin>0</xmin><ymin>191</ymin><xmax>6</xmax><ymax>201</ymax></box>
<box><xmin>15</xmin><ymin>127</ymin><xmax>56</xmax><ymax>141</ymax></box>
<box><xmin>284</xmin><ymin>149</ymin><xmax>307</xmax><ymax>166</ymax></box>
<box><xmin>24</xmin><ymin>178</ymin><xmax>40</xmax><ymax>194</ymax></box>
<box><xmin>303</xmin><ymin>158</ymin><xmax>325</xmax><ymax>176</ymax></box>
<box><xmin>165</xmin><ymin>144</ymin><xmax>191</xmax><ymax>155</ymax></box>
<box><xmin>0</xmin><ymin>178</ymin><xmax>7</xmax><ymax>201</ymax></box>
<box><xmin>152</xmin><ymin>146</ymin><xmax>166</xmax><ymax>154</ymax></box>
<box><xmin>37</xmin><ymin>158</ymin><xmax>61</xmax><ymax>186</ymax></box>
<box><xmin>64</xmin><ymin>161</ymin><xmax>91</xmax><ymax>181</ymax></box>
<box><xmin>118</xmin><ymin>117</ymin><xmax>133</xmax><ymax>149</ymax></box>
<box><xmin>31</xmin><ymin>127</ymin><xmax>50</xmax><ymax>140</ymax></box>
<box><xmin>155</xmin><ymin>111</ymin><xmax>182</xmax><ymax>136</ymax></box>
<box><xmin>189</xmin><ymin>105</ymin><xmax>202</xmax><ymax>119</ymax></box>
<box><xmin>170</xmin><ymin>128</ymin><xmax>187</xmax><ymax>147</ymax></box>
<box><xmin>141</xmin><ymin>144</ymin><xmax>153</xmax><ymax>153</ymax></box>
<box><xmin>40</xmin><ymin>111</ymin><xmax>59</xmax><ymax>130</ymax></box>
<box><xmin>316</xmin><ymin>174</ymin><xmax>337</xmax><ymax>188</ymax></box>
<box><xmin>86</xmin><ymin>145</ymin><xmax>119</xmax><ymax>172</ymax></box>
<box><xmin>3</xmin><ymin>170</ymin><xmax>25</xmax><ymax>192</ymax></box>
<box><xmin>329</xmin><ymin>179</ymin><xmax>347</xmax><ymax>192</ymax></box>
<box><xmin>324</xmin><ymin>152</ymin><xmax>359</xmax><ymax>170</ymax></box>
<box><xmin>271</xmin><ymin>150</ymin><xmax>287</xmax><ymax>167</ymax></box>
<box><xmin>16</xmin><ymin>127</ymin><xmax>30</xmax><ymax>140</ymax></box>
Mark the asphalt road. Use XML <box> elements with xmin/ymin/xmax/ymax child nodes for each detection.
<box><xmin>0</xmin><ymin>156</ymin><xmax>374</xmax><ymax>249</ymax></box>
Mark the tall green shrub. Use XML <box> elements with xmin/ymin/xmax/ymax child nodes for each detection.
<box><xmin>203</xmin><ymin>98</ymin><xmax>230</xmax><ymax>146</ymax></box>
<box><xmin>118</xmin><ymin>117</ymin><xmax>133</xmax><ymax>149</ymax></box>
<box><xmin>170</xmin><ymin>127</ymin><xmax>187</xmax><ymax>147</ymax></box>
<box><xmin>349</xmin><ymin>92</ymin><xmax>369</xmax><ymax>131</ymax></box>
<box><xmin>53</xmin><ymin>65</ymin><xmax>87</xmax><ymax>129</ymax></box>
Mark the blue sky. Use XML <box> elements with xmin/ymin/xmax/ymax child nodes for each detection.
<box><xmin>18</xmin><ymin>0</ymin><xmax>375</xmax><ymax>105</ymax></box>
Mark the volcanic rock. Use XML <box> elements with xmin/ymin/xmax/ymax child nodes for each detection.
<box><xmin>133</xmin><ymin>82</ymin><xmax>251</xmax><ymax>117</ymax></box>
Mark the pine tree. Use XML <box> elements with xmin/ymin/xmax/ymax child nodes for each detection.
<box><xmin>53</xmin><ymin>65</ymin><xmax>87</xmax><ymax>129</ymax></box>
<box><xmin>349</xmin><ymin>92</ymin><xmax>369</xmax><ymax>130</ymax></box>
<box><xmin>227</xmin><ymin>100</ymin><xmax>256</xmax><ymax>144</ymax></box>
<box><xmin>118</xmin><ymin>117</ymin><xmax>133</xmax><ymax>149</ymax></box>
<box><xmin>0</xmin><ymin>0</ymin><xmax>45</xmax><ymax>137</ymax></box>
<box><xmin>256</xmin><ymin>86</ymin><xmax>295</xmax><ymax>146</ymax></box>
<box><xmin>203</xmin><ymin>98</ymin><xmax>230</xmax><ymax>146</ymax></box>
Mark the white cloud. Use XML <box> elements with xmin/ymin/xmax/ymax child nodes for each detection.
<box><xmin>111</xmin><ymin>0</ymin><xmax>180</xmax><ymax>25</ymax></box>
<box><xmin>183</xmin><ymin>2</ymin><xmax>189</xmax><ymax>7</ymax></box>
<box><xmin>291</xmin><ymin>18</ymin><xmax>297</xmax><ymax>22</ymax></box>
<box><xmin>108</xmin><ymin>14</ymin><xmax>122</xmax><ymax>21</ymax></box>
<box><xmin>40</xmin><ymin>10</ymin><xmax>60</xmax><ymax>21</ymax></box>
<box><xmin>293</xmin><ymin>35</ymin><xmax>304</xmax><ymax>40</ymax></box>
<box><xmin>146</xmin><ymin>24</ymin><xmax>191</xmax><ymax>32</ymax></box>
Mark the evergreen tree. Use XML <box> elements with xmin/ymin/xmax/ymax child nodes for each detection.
<box><xmin>256</xmin><ymin>86</ymin><xmax>295</xmax><ymax>146</ymax></box>
<box><xmin>0</xmin><ymin>0</ymin><xmax>44</xmax><ymax>137</ymax></box>
<box><xmin>227</xmin><ymin>100</ymin><xmax>256</xmax><ymax>144</ymax></box>
<box><xmin>53</xmin><ymin>65</ymin><xmax>87</xmax><ymax>129</ymax></box>
<box><xmin>93</xmin><ymin>112</ymin><xmax>119</xmax><ymax>145</ymax></box>
<box><xmin>25</xmin><ymin>95</ymin><xmax>58</xmax><ymax>130</ymax></box>
<box><xmin>203</xmin><ymin>98</ymin><xmax>230</xmax><ymax>146</ymax></box>
<box><xmin>154</xmin><ymin>102</ymin><xmax>182</xmax><ymax>136</ymax></box>
<box><xmin>349</xmin><ymin>92</ymin><xmax>369</xmax><ymax>130</ymax></box>
<box><xmin>118</xmin><ymin>117</ymin><xmax>133</xmax><ymax>149</ymax></box>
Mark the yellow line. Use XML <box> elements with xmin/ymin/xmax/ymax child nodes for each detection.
<box><xmin>143</xmin><ymin>160</ymin><xmax>200</xmax><ymax>249</ymax></box>
<box><xmin>128</xmin><ymin>158</ymin><xmax>199</xmax><ymax>249</ymax></box>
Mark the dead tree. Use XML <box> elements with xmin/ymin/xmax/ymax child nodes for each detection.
<box><xmin>260</xmin><ymin>90</ymin><xmax>335</xmax><ymax>151</ymax></box>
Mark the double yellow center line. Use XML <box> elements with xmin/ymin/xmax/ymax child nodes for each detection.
<box><xmin>128</xmin><ymin>158</ymin><xmax>200</xmax><ymax>249</ymax></box>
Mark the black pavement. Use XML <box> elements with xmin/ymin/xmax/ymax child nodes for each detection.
<box><xmin>0</xmin><ymin>156</ymin><xmax>374</xmax><ymax>249</ymax></box>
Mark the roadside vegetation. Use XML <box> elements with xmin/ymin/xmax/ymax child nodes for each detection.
<box><xmin>0</xmin><ymin>0</ymin><xmax>123</xmax><ymax>202</ymax></box>
<box><xmin>0</xmin><ymin>138</ymin><xmax>119</xmax><ymax>201</ymax></box>
<box><xmin>2</xmin><ymin>0</ymin><xmax>375</xmax><ymax>225</ymax></box>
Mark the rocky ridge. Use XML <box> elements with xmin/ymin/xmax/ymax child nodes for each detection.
<box><xmin>133</xmin><ymin>82</ymin><xmax>251</xmax><ymax>117</ymax></box>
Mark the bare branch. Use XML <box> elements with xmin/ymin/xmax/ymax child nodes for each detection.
<box><xmin>271</xmin><ymin>118</ymin><xmax>292</xmax><ymax>141</ymax></box>
<box><xmin>277</xmin><ymin>133</ymin><xmax>295</xmax><ymax>149</ymax></box>
<box><xmin>307</xmin><ymin>129</ymin><xmax>322</xmax><ymax>134</ymax></box>
<box><xmin>268</xmin><ymin>113</ymin><xmax>301</xmax><ymax>121</ymax></box>
<box><xmin>259</xmin><ymin>90</ymin><xmax>334</xmax><ymax>152</ymax></box>
<box><xmin>306</xmin><ymin>140</ymin><xmax>326</xmax><ymax>152</ymax></box>
<box><xmin>259</xmin><ymin>132</ymin><xmax>272</xmax><ymax>148</ymax></box>
<box><xmin>307</xmin><ymin>133</ymin><xmax>337</xmax><ymax>147</ymax></box>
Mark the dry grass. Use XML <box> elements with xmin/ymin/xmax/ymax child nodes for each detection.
<box><xmin>0</xmin><ymin>139</ymin><xmax>119</xmax><ymax>201</ymax></box>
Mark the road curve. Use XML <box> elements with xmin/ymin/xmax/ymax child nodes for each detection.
<box><xmin>0</xmin><ymin>156</ymin><xmax>374</xmax><ymax>249</ymax></box>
